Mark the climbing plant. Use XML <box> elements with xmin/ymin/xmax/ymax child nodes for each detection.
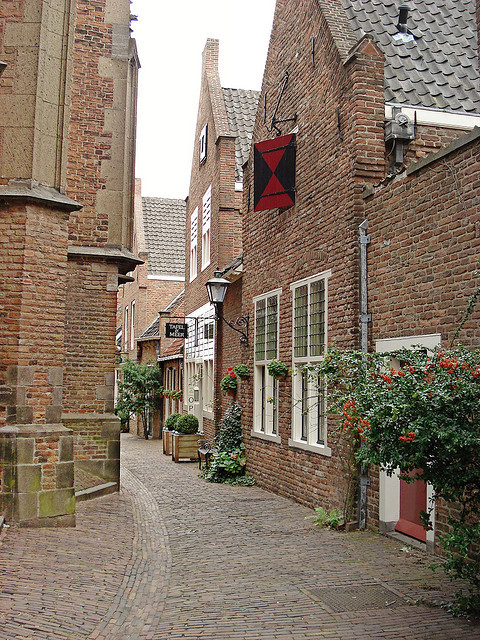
<box><xmin>314</xmin><ymin>345</ymin><xmax>480</xmax><ymax>614</ymax></box>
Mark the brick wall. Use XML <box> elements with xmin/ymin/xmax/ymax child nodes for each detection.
<box><xmin>364</xmin><ymin>130</ymin><xmax>480</xmax><ymax>539</ymax></box>
<box><xmin>0</xmin><ymin>200</ymin><xmax>70</xmax><ymax>427</ymax></box>
<box><xmin>239</xmin><ymin>0</ymin><xmax>384</xmax><ymax>513</ymax></box>
<box><xmin>184</xmin><ymin>39</ymin><xmax>244</xmax><ymax>435</ymax></box>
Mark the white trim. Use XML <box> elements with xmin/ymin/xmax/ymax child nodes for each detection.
<box><xmin>251</xmin><ymin>430</ymin><xmax>281</xmax><ymax>444</ymax></box>
<box><xmin>288</xmin><ymin>438</ymin><xmax>331</xmax><ymax>457</ymax></box>
<box><xmin>252</xmin><ymin>287</ymin><xmax>282</xmax><ymax>304</ymax></box>
<box><xmin>375</xmin><ymin>333</ymin><xmax>441</xmax><ymax>352</ymax></box>
<box><xmin>385</xmin><ymin>104</ymin><xmax>480</xmax><ymax>130</ymax></box>
<box><xmin>148</xmin><ymin>274</ymin><xmax>185</xmax><ymax>282</ymax></box>
<box><xmin>235</xmin><ymin>181</ymin><xmax>243</xmax><ymax>192</ymax></box>
<box><xmin>289</xmin><ymin>268</ymin><xmax>332</xmax><ymax>291</ymax></box>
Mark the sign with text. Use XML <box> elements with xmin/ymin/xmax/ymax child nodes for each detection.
<box><xmin>165</xmin><ymin>323</ymin><xmax>188</xmax><ymax>339</ymax></box>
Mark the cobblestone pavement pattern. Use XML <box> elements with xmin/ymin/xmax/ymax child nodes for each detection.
<box><xmin>0</xmin><ymin>433</ymin><xmax>479</xmax><ymax>639</ymax></box>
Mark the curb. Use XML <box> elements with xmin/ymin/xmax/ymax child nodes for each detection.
<box><xmin>75</xmin><ymin>482</ymin><xmax>118</xmax><ymax>503</ymax></box>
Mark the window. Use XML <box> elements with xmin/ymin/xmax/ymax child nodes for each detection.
<box><xmin>253</xmin><ymin>289</ymin><xmax>281</xmax><ymax>440</ymax></box>
<box><xmin>190</xmin><ymin>207</ymin><xmax>198</xmax><ymax>281</ymax></box>
<box><xmin>290</xmin><ymin>270</ymin><xmax>331</xmax><ymax>455</ymax></box>
<box><xmin>201</xmin><ymin>185</ymin><xmax>211</xmax><ymax>270</ymax></box>
<box><xmin>124</xmin><ymin>306</ymin><xmax>128</xmax><ymax>351</ymax></box>
<box><xmin>199</xmin><ymin>123</ymin><xmax>208</xmax><ymax>164</ymax></box>
<box><xmin>184</xmin><ymin>304</ymin><xmax>215</xmax><ymax>420</ymax></box>
<box><xmin>130</xmin><ymin>301</ymin><xmax>135</xmax><ymax>351</ymax></box>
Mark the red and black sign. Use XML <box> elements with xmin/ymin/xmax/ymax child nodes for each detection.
<box><xmin>254</xmin><ymin>133</ymin><xmax>296</xmax><ymax>211</ymax></box>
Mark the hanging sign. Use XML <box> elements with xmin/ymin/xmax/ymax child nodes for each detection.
<box><xmin>254</xmin><ymin>133</ymin><xmax>296</xmax><ymax>211</ymax></box>
<box><xmin>165</xmin><ymin>323</ymin><xmax>188</xmax><ymax>339</ymax></box>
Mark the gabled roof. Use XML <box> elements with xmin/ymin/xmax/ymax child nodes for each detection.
<box><xmin>223</xmin><ymin>88</ymin><xmax>260</xmax><ymax>183</ymax></box>
<box><xmin>343</xmin><ymin>0</ymin><xmax>480</xmax><ymax>113</ymax></box>
<box><xmin>142</xmin><ymin>197</ymin><xmax>186</xmax><ymax>276</ymax></box>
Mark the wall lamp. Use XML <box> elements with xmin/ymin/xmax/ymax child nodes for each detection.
<box><xmin>205</xmin><ymin>270</ymin><xmax>249</xmax><ymax>346</ymax></box>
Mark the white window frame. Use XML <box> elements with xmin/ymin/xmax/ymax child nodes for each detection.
<box><xmin>199</xmin><ymin>123</ymin><xmax>208</xmax><ymax>164</ymax></box>
<box><xmin>184</xmin><ymin>303</ymin><xmax>215</xmax><ymax>421</ymax></box>
<box><xmin>289</xmin><ymin>270</ymin><xmax>331</xmax><ymax>456</ymax></box>
<box><xmin>252</xmin><ymin>288</ymin><xmax>282</xmax><ymax>442</ymax></box>
<box><xmin>130</xmin><ymin>300</ymin><xmax>135</xmax><ymax>351</ymax></box>
<box><xmin>124</xmin><ymin>306</ymin><xmax>128</xmax><ymax>352</ymax></box>
<box><xmin>201</xmin><ymin>185</ymin><xmax>211</xmax><ymax>270</ymax></box>
<box><xmin>190</xmin><ymin>207</ymin><xmax>198</xmax><ymax>282</ymax></box>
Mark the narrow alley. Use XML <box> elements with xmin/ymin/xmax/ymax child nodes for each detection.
<box><xmin>0</xmin><ymin>434</ymin><xmax>479</xmax><ymax>640</ymax></box>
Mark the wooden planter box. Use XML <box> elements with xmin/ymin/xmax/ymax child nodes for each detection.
<box><xmin>171</xmin><ymin>432</ymin><xmax>204</xmax><ymax>463</ymax></box>
<box><xmin>163</xmin><ymin>429</ymin><xmax>173</xmax><ymax>456</ymax></box>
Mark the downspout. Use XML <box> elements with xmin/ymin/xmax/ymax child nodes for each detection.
<box><xmin>358</xmin><ymin>219</ymin><xmax>371</xmax><ymax>529</ymax></box>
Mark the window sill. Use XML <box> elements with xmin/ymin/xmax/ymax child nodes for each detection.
<box><xmin>251</xmin><ymin>430</ymin><xmax>281</xmax><ymax>444</ymax></box>
<box><xmin>288</xmin><ymin>438</ymin><xmax>332</xmax><ymax>457</ymax></box>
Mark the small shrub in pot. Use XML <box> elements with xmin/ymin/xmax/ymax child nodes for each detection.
<box><xmin>175</xmin><ymin>413</ymin><xmax>199</xmax><ymax>434</ymax></box>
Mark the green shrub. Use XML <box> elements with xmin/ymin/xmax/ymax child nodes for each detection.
<box><xmin>164</xmin><ymin>413</ymin><xmax>181</xmax><ymax>431</ymax></box>
<box><xmin>175</xmin><ymin>413</ymin><xmax>199</xmax><ymax>434</ymax></box>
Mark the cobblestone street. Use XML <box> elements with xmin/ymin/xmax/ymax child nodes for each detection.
<box><xmin>0</xmin><ymin>433</ymin><xmax>479</xmax><ymax>639</ymax></box>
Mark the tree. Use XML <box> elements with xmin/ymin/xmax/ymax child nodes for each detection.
<box><xmin>115</xmin><ymin>359</ymin><xmax>164</xmax><ymax>439</ymax></box>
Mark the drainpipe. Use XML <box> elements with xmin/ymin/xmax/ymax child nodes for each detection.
<box><xmin>358</xmin><ymin>219</ymin><xmax>371</xmax><ymax>529</ymax></box>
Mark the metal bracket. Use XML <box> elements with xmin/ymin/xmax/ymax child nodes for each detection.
<box><xmin>360</xmin><ymin>313</ymin><xmax>372</xmax><ymax>324</ymax></box>
<box><xmin>359</xmin><ymin>476</ymin><xmax>371</xmax><ymax>486</ymax></box>
<box><xmin>359</xmin><ymin>235</ymin><xmax>371</xmax><ymax>245</ymax></box>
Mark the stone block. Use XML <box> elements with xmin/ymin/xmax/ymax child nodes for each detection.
<box><xmin>17</xmin><ymin>366</ymin><xmax>35</xmax><ymax>386</ymax></box>
<box><xmin>56</xmin><ymin>462</ymin><xmax>74</xmax><ymax>489</ymax></box>
<box><xmin>16</xmin><ymin>406</ymin><xmax>34</xmax><ymax>424</ymax></box>
<box><xmin>59</xmin><ymin>436</ymin><xmax>73</xmax><ymax>462</ymax></box>
<box><xmin>48</xmin><ymin>367</ymin><xmax>64</xmax><ymax>387</ymax></box>
<box><xmin>45</xmin><ymin>405</ymin><xmax>62</xmax><ymax>424</ymax></box>
<box><xmin>0</xmin><ymin>435</ymin><xmax>16</xmax><ymax>463</ymax></box>
<box><xmin>107</xmin><ymin>439</ymin><xmax>120</xmax><ymax>460</ymax></box>
<box><xmin>101</xmin><ymin>419</ymin><xmax>120</xmax><ymax>441</ymax></box>
<box><xmin>103</xmin><ymin>459</ymin><xmax>120</xmax><ymax>484</ymax></box>
<box><xmin>17</xmin><ymin>492</ymin><xmax>38</xmax><ymax>521</ymax></box>
<box><xmin>16</xmin><ymin>438</ymin><xmax>34</xmax><ymax>465</ymax></box>
<box><xmin>2</xmin><ymin>463</ymin><xmax>17</xmax><ymax>493</ymax></box>
<box><xmin>39</xmin><ymin>488</ymin><xmax>75</xmax><ymax>518</ymax></box>
<box><xmin>17</xmin><ymin>465</ymin><xmax>41</xmax><ymax>493</ymax></box>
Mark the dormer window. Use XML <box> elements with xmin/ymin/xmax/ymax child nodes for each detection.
<box><xmin>199</xmin><ymin>124</ymin><xmax>208</xmax><ymax>164</ymax></box>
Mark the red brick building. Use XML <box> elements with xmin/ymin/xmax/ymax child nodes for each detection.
<box><xmin>183</xmin><ymin>39</ymin><xmax>259</xmax><ymax>439</ymax></box>
<box><xmin>0</xmin><ymin>0</ymin><xmax>139</xmax><ymax>525</ymax></box>
<box><xmin>238</xmin><ymin>0</ymin><xmax>480</xmax><ymax>549</ymax></box>
<box><xmin>117</xmin><ymin>180</ymin><xmax>186</xmax><ymax>362</ymax></box>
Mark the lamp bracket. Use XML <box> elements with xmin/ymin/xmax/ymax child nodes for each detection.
<box><xmin>214</xmin><ymin>307</ymin><xmax>249</xmax><ymax>346</ymax></box>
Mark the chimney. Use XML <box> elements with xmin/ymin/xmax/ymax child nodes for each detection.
<box><xmin>397</xmin><ymin>5</ymin><xmax>409</xmax><ymax>34</ymax></box>
<box><xmin>202</xmin><ymin>38</ymin><xmax>219</xmax><ymax>75</ymax></box>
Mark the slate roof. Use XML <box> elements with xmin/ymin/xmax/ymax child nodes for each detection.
<box><xmin>138</xmin><ymin>315</ymin><xmax>160</xmax><ymax>340</ymax></box>
<box><xmin>343</xmin><ymin>0</ymin><xmax>480</xmax><ymax>113</ymax></box>
<box><xmin>223</xmin><ymin>88</ymin><xmax>260</xmax><ymax>183</ymax></box>
<box><xmin>142</xmin><ymin>197</ymin><xmax>186</xmax><ymax>276</ymax></box>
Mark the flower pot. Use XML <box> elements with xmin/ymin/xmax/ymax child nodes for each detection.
<box><xmin>171</xmin><ymin>432</ymin><xmax>204</xmax><ymax>462</ymax></box>
<box><xmin>163</xmin><ymin>428</ymin><xmax>173</xmax><ymax>455</ymax></box>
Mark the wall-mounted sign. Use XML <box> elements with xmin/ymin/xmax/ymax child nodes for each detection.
<box><xmin>165</xmin><ymin>322</ymin><xmax>188</xmax><ymax>339</ymax></box>
<box><xmin>254</xmin><ymin>133</ymin><xmax>296</xmax><ymax>211</ymax></box>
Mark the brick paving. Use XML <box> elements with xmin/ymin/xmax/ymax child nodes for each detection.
<box><xmin>0</xmin><ymin>433</ymin><xmax>479</xmax><ymax>639</ymax></box>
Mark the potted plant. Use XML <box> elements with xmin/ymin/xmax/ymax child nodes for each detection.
<box><xmin>267</xmin><ymin>359</ymin><xmax>289</xmax><ymax>380</ymax></box>
<box><xmin>172</xmin><ymin>413</ymin><xmax>203</xmax><ymax>462</ymax></box>
<box><xmin>220</xmin><ymin>368</ymin><xmax>238</xmax><ymax>396</ymax></box>
<box><xmin>163</xmin><ymin>412</ymin><xmax>181</xmax><ymax>455</ymax></box>
<box><xmin>233</xmin><ymin>364</ymin><xmax>249</xmax><ymax>379</ymax></box>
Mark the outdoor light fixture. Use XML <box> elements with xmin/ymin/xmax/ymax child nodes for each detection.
<box><xmin>205</xmin><ymin>270</ymin><xmax>249</xmax><ymax>346</ymax></box>
<box><xmin>0</xmin><ymin>62</ymin><xmax>7</xmax><ymax>77</ymax></box>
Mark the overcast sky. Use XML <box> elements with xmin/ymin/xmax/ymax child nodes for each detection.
<box><xmin>130</xmin><ymin>0</ymin><xmax>277</xmax><ymax>200</ymax></box>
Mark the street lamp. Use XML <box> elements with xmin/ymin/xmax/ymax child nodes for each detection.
<box><xmin>205</xmin><ymin>270</ymin><xmax>249</xmax><ymax>346</ymax></box>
